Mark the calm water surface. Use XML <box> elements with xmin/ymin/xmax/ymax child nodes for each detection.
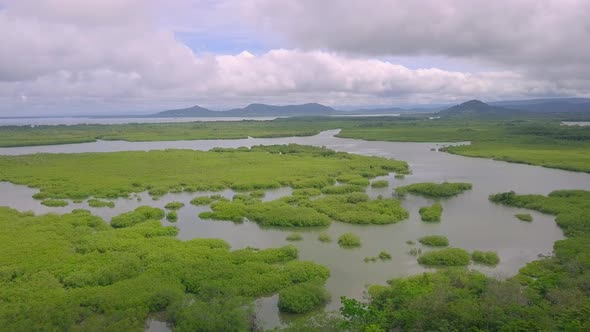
<box><xmin>2</xmin><ymin>130</ymin><xmax>589</xmax><ymax>330</ymax></box>
<box><xmin>562</xmin><ymin>121</ymin><xmax>590</xmax><ymax>126</ymax></box>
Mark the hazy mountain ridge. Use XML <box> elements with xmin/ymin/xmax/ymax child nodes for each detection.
<box><xmin>151</xmin><ymin>103</ymin><xmax>338</xmax><ymax>117</ymax></box>
<box><xmin>152</xmin><ymin>98</ymin><xmax>589</xmax><ymax>119</ymax></box>
<box><xmin>12</xmin><ymin>98</ymin><xmax>584</xmax><ymax>120</ymax></box>
<box><xmin>438</xmin><ymin>99</ymin><xmax>590</xmax><ymax>119</ymax></box>
<box><xmin>438</xmin><ymin>100</ymin><xmax>510</xmax><ymax>117</ymax></box>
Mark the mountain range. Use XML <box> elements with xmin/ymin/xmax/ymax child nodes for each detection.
<box><xmin>153</xmin><ymin>103</ymin><xmax>340</xmax><ymax>117</ymax></box>
<box><xmin>438</xmin><ymin>98</ymin><xmax>590</xmax><ymax>118</ymax></box>
<box><xmin>147</xmin><ymin>97</ymin><xmax>589</xmax><ymax>118</ymax></box>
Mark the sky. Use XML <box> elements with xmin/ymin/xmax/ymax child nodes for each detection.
<box><xmin>0</xmin><ymin>0</ymin><xmax>589</xmax><ymax>116</ymax></box>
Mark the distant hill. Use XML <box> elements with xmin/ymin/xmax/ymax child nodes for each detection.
<box><xmin>150</xmin><ymin>103</ymin><xmax>337</xmax><ymax>117</ymax></box>
<box><xmin>438</xmin><ymin>100</ymin><xmax>510</xmax><ymax>117</ymax></box>
<box><xmin>490</xmin><ymin>98</ymin><xmax>590</xmax><ymax>115</ymax></box>
<box><xmin>152</xmin><ymin>105</ymin><xmax>219</xmax><ymax>117</ymax></box>
<box><xmin>343</xmin><ymin>107</ymin><xmax>405</xmax><ymax>115</ymax></box>
<box><xmin>226</xmin><ymin>103</ymin><xmax>337</xmax><ymax>116</ymax></box>
<box><xmin>137</xmin><ymin>98</ymin><xmax>590</xmax><ymax>119</ymax></box>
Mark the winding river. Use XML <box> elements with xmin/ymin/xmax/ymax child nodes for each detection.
<box><xmin>1</xmin><ymin>129</ymin><xmax>589</xmax><ymax>330</ymax></box>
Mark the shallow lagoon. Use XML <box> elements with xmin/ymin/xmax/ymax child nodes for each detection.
<box><xmin>1</xmin><ymin>129</ymin><xmax>590</xmax><ymax>330</ymax></box>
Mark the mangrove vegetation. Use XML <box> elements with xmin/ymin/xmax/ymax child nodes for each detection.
<box><xmin>418</xmin><ymin>235</ymin><xmax>449</xmax><ymax>247</ymax></box>
<box><xmin>417</xmin><ymin>248</ymin><xmax>471</xmax><ymax>266</ymax></box>
<box><xmin>418</xmin><ymin>203</ymin><xmax>443</xmax><ymax>222</ymax></box>
<box><xmin>338</xmin><ymin>233</ymin><xmax>361</xmax><ymax>248</ymax></box>
<box><xmin>0</xmin><ymin>144</ymin><xmax>408</xmax><ymax>200</ymax></box>
<box><xmin>0</xmin><ymin>207</ymin><xmax>330</xmax><ymax>331</ymax></box>
<box><xmin>396</xmin><ymin>182</ymin><xmax>472</xmax><ymax>198</ymax></box>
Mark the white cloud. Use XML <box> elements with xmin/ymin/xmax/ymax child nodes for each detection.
<box><xmin>0</xmin><ymin>0</ymin><xmax>588</xmax><ymax>115</ymax></box>
<box><xmin>241</xmin><ymin>0</ymin><xmax>590</xmax><ymax>70</ymax></box>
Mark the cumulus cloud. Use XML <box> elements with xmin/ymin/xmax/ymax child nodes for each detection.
<box><xmin>0</xmin><ymin>0</ymin><xmax>588</xmax><ymax>115</ymax></box>
<box><xmin>242</xmin><ymin>1</ymin><xmax>590</xmax><ymax>66</ymax></box>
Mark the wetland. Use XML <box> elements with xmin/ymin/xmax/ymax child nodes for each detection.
<box><xmin>1</xmin><ymin>128</ymin><xmax>588</xmax><ymax>330</ymax></box>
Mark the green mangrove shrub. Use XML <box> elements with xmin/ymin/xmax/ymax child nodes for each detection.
<box><xmin>417</xmin><ymin>248</ymin><xmax>471</xmax><ymax>266</ymax></box>
<box><xmin>286</xmin><ymin>233</ymin><xmax>303</xmax><ymax>241</ymax></box>
<box><xmin>41</xmin><ymin>199</ymin><xmax>69</xmax><ymax>207</ymax></box>
<box><xmin>0</xmin><ymin>145</ymin><xmax>408</xmax><ymax>200</ymax></box>
<box><xmin>338</xmin><ymin>233</ymin><xmax>361</xmax><ymax>248</ymax></box>
<box><xmin>337</xmin><ymin>174</ymin><xmax>370</xmax><ymax>186</ymax></box>
<box><xmin>515</xmin><ymin>213</ymin><xmax>533</xmax><ymax>222</ymax></box>
<box><xmin>318</xmin><ymin>232</ymin><xmax>332</xmax><ymax>243</ymax></box>
<box><xmin>164</xmin><ymin>201</ymin><xmax>185</xmax><ymax>210</ymax></box>
<box><xmin>87</xmin><ymin>199</ymin><xmax>115</xmax><ymax>208</ymax></box>
<box><xmin>378</xmin><ymin>251</ymin><xmax>392</xmax><ymax>260</ymax></box>
<box><xmin>321</xmin><ymin>184</ymin><xmax>366</xmax><ymax>195</ymax></box>
<box><xmin>418</xmin><ymin>235</ymin><xmax>449</xmax><ymax>247</ymax></box>
<box><xmin>278</xmin><ymin>282</ymin><xmax>330</xmax><ymax>314</ymax></box>
<box><xmin>190</xmin><ymin>196</ymin><xmax>216</xmax><ymax>206</ymax></box>
<box><xmin>311</xmin><ymin>194</ymin><xmax>408</xmax><ymax>225</ymax></box>
<box><xmin>0</xmin><ymin>206</ymin><xmax>330</xmax><ymax>330</ymax></box>
<box><xmin>396</xmin><ymin>182</ymin><xmax>472</xmax><ymax>198</ymax></box>
<box><xmin>166</xmin><ymin>211</ymin><xmax>178</xmax><ymax>222</ymax></box>
<box><xmin>111</xmin><ymin>206</ymin><xmax>165</xmax><ymax>228</ymax></box>
<box><xmin>371</xmin><ymin>180</ymin><xmax>389</xmax><ymax>188</ymax></box>
<box><xmin>471</xmin><ymin>250</ymin><xmax>500</xmax><ymax>266</ymax></box>
<box><xmin>419</xmin><ymin>203</ymin><xmax>443</xmax><ymax>222</ymax></box>
<box><xmin>200</xmin><ymin>197</ymin><xmax>332</xmax><ymax>227</ymax></box>
<box><xmin>249</xmin><ymin>190</ymin><xmax>266</xmax><ymax>198</ymax></box>
<box><xmin>292</xmin><ymin>188</ymin><xmax>322</xmax><ymax>197</ymax></box>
